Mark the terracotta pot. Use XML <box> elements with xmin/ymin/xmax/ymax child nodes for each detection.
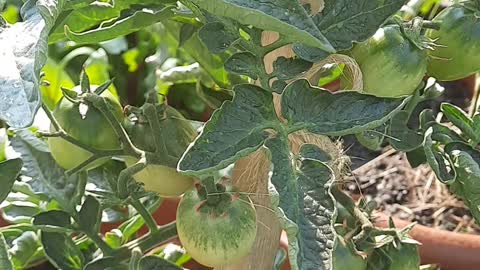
<box><xmin>374</xmin><ymin>212</ymin><xmax>480</xmax><ymax>270</ymax></box>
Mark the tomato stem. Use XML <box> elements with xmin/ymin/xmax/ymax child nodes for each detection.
<box><xmin>129</xmin><ymin>197</ymin><xmax>158</xmax><ymax>233</ymax></box>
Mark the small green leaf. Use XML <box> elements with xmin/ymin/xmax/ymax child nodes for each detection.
<box><xmin>356</xmin><ymin>128</ymin><xmax>385</xmax><ymax>151</ymax></box>
<box><xmin>0</xmin><ymin>233</ymin><xmax>13</xmax><ymax>270</ymax></box>
<box><xmin>139</xmin><ymin>256</ymin><xmax>182</xmax><ymax>270</ymax></box>
<box><xmin>0</xmin><ymin>158</ymin><xmax>22</xmax><ymax>204</ymax></box>
<box><xmin>179</xmin><ymin>23</ymin><xmax>198</xmax><ymax>47</ymax></box>
<box><xmin>78</xmin><ymin>195</ymin><xmax>101</xmax><ymax>233</ymax></box>
<box><xmin>387</xmin><ymin>111</ymin><xmax>424</xmax><ymax>152</ymax></box>
<box><xmin>105</xmin><ymin>230</ymin><xmax>123</xmax><ymax>248</ymax></box>
<box><xmin>198</xmin><ymin>22</ymin><xmax>239</xmax><ymax>53</ymax></box>
<box><xmin>33</xmin><ymin>210</ymin><xmax>72</xmax><ymax>228</ymax></box>
<box><xmin>272</xmin><ymin>57</ymin><xmax>312</xmax><ymax>81</ymax></box>
<box><xmin>441</xmin><ymin>103</ymin><xmax>479</xmax><ymax>142</ymax></box>
<box><xmin>65</xmin><ymin>6</ymin><xmax>174</xmax><ymax>44</ymax></box>
<box><xmin>281</xmin><ymin>80</ymin><xmax>407</xmax><ymax>136</ymax></box>
<box><xmin>423</xmin><ymin>128</ymin><xmax>455</xmax><ymax>184</ymax></box>
<box><xmin>41</xmin><ymin>231</ymin><xmax>84</xmax><ymax>270</ymax></box>
<box><xmin>406</xmin><ymin>147</ymin><xmax>427</xmax><ymax>168</ymax></box>
<box><xmin>187</xmin><ymin>0</ymin><xmax>334</xmax><ymax>52</ymax></box>
<box><xmin>224</xmin><ymin>52</ymin><xmax>262</xmax><ymax>80</ymax></box>
<box><xmin>179</xmin><ymin>84</ymin><xmax>277</xmax><ymax>175</ymax></box>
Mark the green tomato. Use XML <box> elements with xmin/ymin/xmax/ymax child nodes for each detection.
<box><xmin>124</xmin><ymin>157</ymin><xmax>194</xmax><ymax>198</ymax></box>
<box><xmin>333</xmin><ymin>236</ymin><xmax>367</xmax><ymax>270</ymax></box>
<box><xmin>426</xmin><ymin>5</ymin><xmax>480</xmax><ymax>81</ymax></box>
<box><xmin>348</xmin><ymin>25</ymin><xmax>427</xmax><ymax>97</ymax></box>
<box><xmin>176</xmin><ymin>186</ymin><xmax>257</xmax><ymax>267</ymax></box>
<box><xmin>48</xmin><ymin>86</ymin><xmax>124</xmax><ymax>170</ymax></box>
<box><xmin>125</xmin><ymin>106</ymin><xmax>197</xmax><ymax>197</ymax></box>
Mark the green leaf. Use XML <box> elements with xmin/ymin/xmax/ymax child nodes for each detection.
<box><xmin>9</xmin><ymin>130</ymin><xmax>86</xmax><ymax>213</ymax></box>
<box><xmin>441</xmin><ymin>103</ymin><xmax>479</xmax><ymax>142</ymax></box>
<box><xmin>0</xmin><ymin>158</ymin><xmax>22</xmax><ymax>204</ymax></box>
<box><xmin>186</xmin><ymin>0</ymin><xmax>334</xmax><ymax>52</ymax></box>
<box><xmin>0</xmin><ymin>0</ymin><xmax>65</xmax><ymax>128</ymax></box>
<box><xmin>179</xmin><ymin>84</ymin><xmax>277</xmax><ymax>175</ymax></box>
<box><xmin>387</xmin><ymin>111</ymin><xmax>424</xmax><ymax>152</ymax></box>
<box><xmin>198</xmin><ymin>22</ymin><xmax>239</xmax><ymax>53</ymax></box>
<box><xmin>41</xmin><ymin>231</ymin><xmax>84</xmax><ymax>270</ymax></box>
<box><xmin>78</xmin><ymin>195</ymin><xmax>101</xmax><ymax>233</ymax></box>
<box><xmin>139</xmin><ymin>256</ymin><xmax>182</xmax><ymax>270</ymax></box>
<box><xmin>179</xmin><ymin>23</ymin><xmax>198</xmax><ymax>46</ymax></box>
<box><xmin>272</xmin><ymin>57</ymin><xmax>312</xmax><ymax>81</ymax></box>
<box><xmin>33</xmin><ymin>210</ymin><xmax>72</xmax><ymax>228</ymax></box>
<box><xmin>40</xmin><ymin>58</ymin><xmax>76</xmax><ymax>110</ymax></box>
<box><xmin>423</xmin><ymin>128</ymin><xmax>455</xmax><ymax>184</ymax></box>
<box><xmin>281</xmin><ymin>80</ymin><xmax>407</xmax><ymax>136</ymax></box>
<box><xmin>355</xmin><ymin>125</ymin><xmax>386</xmax><ymax>151</ymax></box>
<box><xmin>0</xmin><ymin>233</ymin><xmax>13</xmax><ymax>270</ymax></box>
<box><xmin>406</xmin><ymin>147</ymin><xmax>427</xmax><ymax>168</ymax></box>
<box><xmin>445</xmin><ymin>144</ymin><xmax>480</xmax><ymax>225</ymax></box>
<box><xmin>10</xmin><ymin>231</ymin><xmax>43</xmax><ymax>269</ymax></box>
<box><xmin>224</xmin><ymin>52</ymin><xmax>262</xmax><ymax>80</ymax></box>
<box><xmin>267</xmin><ymin>140</ymin><xmax>336</xmax><ymax>270</ymax></box>
<box><xmin>293</xmin><ymin>0</ymin><xmax>405</xmax><ymax>61</ymax></box>
<box><xmin>65</xmin><ymin>6</ymin><xmax>174</xmax><ymax>44</ymax></box>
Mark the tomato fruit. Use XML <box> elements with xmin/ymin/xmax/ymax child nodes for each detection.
<box><xmin>333</xmin><ymin>236</ymin><xmax>367</xmax><ymax>270</ymax></box>
<box><xmin>426</xmin><ymin>5</ymin><xmax>480</xmax><ymax>81</ymax></box>
<box><xmin>48</xmin><ymin>86</ymin><xmax>124</xmax><ymax>170</ymax></box>
<box><xmin>125</xmin><ymin>106</ymin><xmax>197</xmax><ymax>197</ymax></box>
<box><xmin>347</xmin><ymin>25</ymin><xmax>427</xmax><ymax>97</ymax></box>
<box><xmin>176</xmin><ymin>185</ymin><xmax>257</xmax><ymax>267</ymax></box>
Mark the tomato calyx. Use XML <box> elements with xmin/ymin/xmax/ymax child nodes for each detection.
<box><xmin>193</xmin><ymin>181</ymin><xmax>236</xmax><ymax>218</ymax></box>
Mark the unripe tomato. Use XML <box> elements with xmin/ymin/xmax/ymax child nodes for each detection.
<box><xmin>347</xmin><ymin>25</ymin><xmax>428</xmax><ymax>97</ymax></box>
<box><xmin>48</xmin><ymin>86</ymin><xmax>124</xmax><ymax>170</ymax></box>
<box><xmin>176</xmin><ymin>186</ymin><xmax>257</xmax><ymax>268</ymax></box>
<box><xmin>367</xmin><ymin>241</ymin><xmax>420</xmax><ymax>270</ymax></box>
<box><xmin>426</xmin><ymin>5</ymin><xmax>480</xmax><ymax>81</ymax></box>
<box><xmin>125</xmin><ymin>106</ymin><xmax>197</xmax><ymax>197</ymax></box>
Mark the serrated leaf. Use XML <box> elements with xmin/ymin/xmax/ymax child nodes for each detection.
<box><xmin>9</xmin><ymin>130</ymin><xmax>85</xmax><ymax>213</ymax></box>
<box><xmin>0</xmin><ymin>158</ymin><xmax>22</xmax><ymax>204</ymax></box>
<box><xmin>281</xmin><ymin>80</ymin><xmax>407</xmax><ymax>136</ymax></box>
<box><xmin>65</xmin><ymin>6</ymin><xmax>174</xmax><ymax>44</ymax></box>
<box><xmin>224</xmin><ymin>52</ymin><xmax>262</xmax><ymax>80</ymax></box>
<box><xmin>41</xmin><ymin>231</ymin><xmax>84</xmax><ymax>270</ymax></box>
<box><xmin>0</xmin><ymin>0</ymin><xmax>65</xmax><ymax>128</ymax></box>
<box><xmin>187</xmin><ymin>0</ymin><xmax>334</xmax><ymax>52</ymax></box>
<box><xmin>78</xmin><ymin>195</ymin><xmax>101</xmax><ymax>233</ymax></box>
<box><xmin>198</xmin><ymin>22</ymin><xmax>239</xmax><ymax>53</ymax></box>
<box><xmin>294</xmin><ymin>0</ymin><xmax>405</xmax><ymax>61</ymax></box>
<box><xmin>0</xmin><ymin>233</ymin><xmax>13</xmax><ymax>270</ymax></box>
<box><xmin>139</xmin><ymin>256</ymin><xmax>182</xmax><ymax>270</ymax></box>
<box><xmin>267</xmin><ymin>139</ymin><xmax>336</xmax><ymax>270</ymax></box>
<box><xmin>387</xmin><ymin>111</ymin><xmax>424</xmax><ymax>152</ymax></box>
<box><xmin>179</xmin><ymin>84</ymin><xmax>277</xmax><ymax>175</ymax></box>
<box><xmin>445</xmin><ymin>143</ymin><xmax>480</xmax><ymax>225</ymax></box>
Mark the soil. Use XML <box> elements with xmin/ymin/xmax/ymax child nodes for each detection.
<box><xmin>342</xmin><ymin>76</ymin><xmax>480</xmax><ymax>234</ymax></box>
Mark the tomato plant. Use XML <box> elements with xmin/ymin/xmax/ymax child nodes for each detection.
<box><xmin>0</xmin><ymin>0</ymin><xmax>479</xmax><ymax>270</ymax></box>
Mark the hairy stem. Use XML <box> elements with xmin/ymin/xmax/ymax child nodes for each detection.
<box><xmin>129</xmin><ymin>197</ymin><xmax>158</xmax><ymax>233</ymax></box>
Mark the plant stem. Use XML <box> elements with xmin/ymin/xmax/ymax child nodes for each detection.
<box><xmin>86</xmin><ymin>231</ymin><xmax>116</xmax><ymax>256</ymax></box>
<box><xmin>118</xmin><ymin>160</ymin><xmax>147</xmax><ymax>198</ymax></box>
<box><xmin>129</xmin><ymin>197</ymin><xmax>158</xmax><ymax>233</ymax></box>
